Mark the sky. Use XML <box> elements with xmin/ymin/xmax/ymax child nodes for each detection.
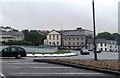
<box><xmin>0</xmin><ymin>0</ymin><xmax>120</xmax><ymax>33</ymax></box>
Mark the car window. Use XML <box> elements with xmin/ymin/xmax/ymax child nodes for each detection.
<box><xmin>18</xmin><ymin>48</ymin><xmax>24</xmax><ymax>52</ymax></box>
<box><xmin>11</xmin><ymin>48</ymin><xmax>17</xmax><ymax>52</ymax></box>
<box><xmin>3</xmin><ymin>48</ymin><xmax>9</xmax><ymax>52</ymax></box>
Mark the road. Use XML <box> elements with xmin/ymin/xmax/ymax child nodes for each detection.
<box><xmin>1</xmin><ymin>57</ymin><xmax>119</xmax><ymax>78</ymax></box>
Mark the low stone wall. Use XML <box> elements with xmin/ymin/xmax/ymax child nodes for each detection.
<box><xmin>33</xmin><ymin>59</ymin><xmax>120</xmax><ymax>72</ymax></box>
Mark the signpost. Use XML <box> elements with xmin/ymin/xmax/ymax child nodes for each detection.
<box><xmin>92</xmin><ymin>0</ymin><xmax>97</xmax><ymax>61</ymax></box>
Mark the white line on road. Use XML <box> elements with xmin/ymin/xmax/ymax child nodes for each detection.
<box><xmin>11</xmin><ymin>67</ymin><xmax>72</xmax><ymax>69</ymax></box>
<box><xmin>0</xmin><ymin>73</ymin><xmax>5</xmax><ymax>78</ymax></box>
<box><xmin>9</xmin><ymin>72</ymin><xmax>103</xmax><ymax>75</ymax></box>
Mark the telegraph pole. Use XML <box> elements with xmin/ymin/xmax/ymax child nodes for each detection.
<box><xmin>92</xmin><ymin>0</ymin><xmax>97</xmax><ymax>61</ymax></box>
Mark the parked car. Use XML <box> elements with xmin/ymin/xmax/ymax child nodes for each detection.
<box><xmin>80</xmin><ymin>49</ymin><xmax>90</xmax><ymax>55</ymax></box>
<box><xmin>0</xmin><ymin>46</ymin><xmax>27</xmax><ymax>59</ymax></box>
<box><xmin>96</xmin><ymin>49</ymin><xmax>102</xmax><ymax>53</ymax></box>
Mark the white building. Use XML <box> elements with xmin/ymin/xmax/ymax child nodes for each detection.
<box><xmin>87</xmin><ymin>39</ymin><xmax>118</xmax><ymax>52</ymax></box>
<box><xmin>44</xmin><ymin>30</ymin><xmax>61</xmax><ymax>46</ymax></box>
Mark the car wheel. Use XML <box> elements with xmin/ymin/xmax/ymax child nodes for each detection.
<box><xmin>16</xmin><ymin>54</ymin><xmax>21</xmax><ymax>59</ymax></box>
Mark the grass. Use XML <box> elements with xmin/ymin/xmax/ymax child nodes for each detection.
<box><xmin>27</xmin><ymin>50</ymin><xmax>71</xmax><ymax>55</ymax></box>
<box><xmin>34</xmin><ymin>59</ymin><xmax>120</xmax><ymax>71</ymax></box>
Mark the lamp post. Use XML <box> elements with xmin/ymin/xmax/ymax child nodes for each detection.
<box><xmin>92</xmin><ymin>0</ymin><xmax>97</xmax><ymax>61</ymax></box>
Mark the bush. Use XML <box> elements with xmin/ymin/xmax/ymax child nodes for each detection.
<box><xmin>3</xmin><ymin>40</ymin><xmax>32</xmax><ymax>45</ymax></box>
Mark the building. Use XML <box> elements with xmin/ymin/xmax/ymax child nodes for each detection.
<box><xmin>44</xmin><ymin>27</ymin><xmax>93</xmax><ymax>49</ymax></box>
<box><xmin>61</xmin><ymin>28</ymin><xmax>94</xmax><ymax>50</ymax></box>
<box><xmin>87</xmin><ymin>38</ymin><xmax>118</xmax><ymax>52</ymax></box>
<box><xmin>1</xmin><ymin>31</ymin><xmax>24</xmax><ymax>42</ymax></box>
<box><xmin>44</xmin><ymin>30</ymin><xmax>61</xmax><ymax>46</ymax></box>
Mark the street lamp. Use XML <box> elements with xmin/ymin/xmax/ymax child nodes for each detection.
<box><xmin>92</xmin><ymin>0</ymin><xmax>97</xmax><ymax>61</ymax></box>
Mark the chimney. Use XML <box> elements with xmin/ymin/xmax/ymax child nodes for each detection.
<box><xmin>77</xmin><ymin>27</ymin><xmax>82</xmax><ymax>30</ymax></box>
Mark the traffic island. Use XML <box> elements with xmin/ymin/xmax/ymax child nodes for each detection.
<box><xmin>33</xmin><ymin>59</ymin><xmax>120</xmax><ymax>75</ymax></box>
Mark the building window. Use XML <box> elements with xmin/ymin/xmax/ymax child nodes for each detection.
<box><xmin>101</xmin><ymin>48</ymin><xmax>103</xmax><ymax>51</ymax></box>
<box><xmin>49</xmin><ymin>35</ymin><xmax>51</xmax><ymax>40</ymax></box>
<box><xmin>53</xmin><ymin>42</ymin><xmax>55</xmax><ymax>45</ymax></box>
<box><xmin>57</xmin><ymin>35</ymin><xmax>59</xmax><ymax>40</ymax></box>
<box><xmin>105</xmin><ymin>43</ymin><xmax>106</xmax><ymax>46</ymax></box>
<box><xmin>64</xmin><ymin>38</ymin><xmax>66</xmax><ymax>41</ymax></box>
<box><xmin>73</xmin><ymin>38</ymin><xmax>75</xmax><ymax>40</ymax></box>
<box><xmin>115</xmin><ymin>46</ymin><xmax>117</xmax><ymax>48</ymax></box>
<box><xmin>81</xmin><ymin>42</ymin><xmax>83</xmax><ymax>45</ymax></box>
<box><xmin>105</xmin><ymin>48</ymin><xmax>107</xmax><ymax>51</ymax></box>
<box><xmin>69</xmin><ymin>38</ymin><xmax>71</xmax><ymax>40</ymax></box>
<box><xmin>49</xmin><ymin>42</ymin><xmax>51</xmax><ymax>45</ymax></box>
<box><xmin>101</xmin><ymin>43</ymin><xmax>102</xmax><ymax>46</ymax></box>
<box><xmin>73</xmin><ymin>42</ymin><xmax>75</xmax><ymax>45</ymax></box>
<box><xmin>110</xmin><ymin>46</ymin><xmax>112</xmax><ymax>48</ymax></box>
<box><xmin>64</xmin><ymin>44</ymin><xmax>66</xmax><ymax>46</ymax></box>
<box><xmin>57</xmin><ymin>42</ymin><xmax>59</xmax><ymax>45</ymax></box>
<box><xmin>110</xmin><ymin>49</ymin><xmax>112</xmax><ymax>52</ymax></box>
<box><xmin>77</xmin><ymin>42</ymin><xmax>79</xmax><ymax>45</ymax></box>
<box><xmin>69</xmin><ymin>42</ymin><xmax>71</xmax><ymax>45</ymax></box>
<box><xmin>53</xmin><ymin>35</ymin><xmax>55</xmax><ymax>40</ymax></box>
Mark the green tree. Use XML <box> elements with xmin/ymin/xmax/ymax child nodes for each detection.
<box><xmin>97</xmin><ymin>32</ymin><xmax>114</xmax><ymax>40</ymax></box>
<box><xmin>22</xmin><ymin>30</ymin><xmax>29</xmax><ymax>41</ymax></box>
<box><xmin>112</xmin><ymin>33</ymin><xmax>120</xmax><ymax>44</ymax></box>
<box><xmin>22</xmin><ymin>30</ymin><xmax>46</xmax><ymax>46</ymax></box>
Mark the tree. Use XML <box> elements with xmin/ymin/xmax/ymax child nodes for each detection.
<box><xmin>97</xmin><ymin>32</ymin><xmax>114</xmax><ymax>40</ymax></box>
<box><xmin>22</xmin><ymin>30</ymin><xmax>46</xmax><ymax>46</ymax></box>
<box><xmin>22</xmin><ymin>30</ymin><xmax>29</xmax><ymax>41</ymax></box>
<box><xmin>112</xmin><ymin>33</ymin><xmax>120</xmax><ymax>45</ymax></box>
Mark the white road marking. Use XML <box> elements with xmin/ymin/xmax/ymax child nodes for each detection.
<box><xmin>11</xmin><ymin>67</ymin><xmax>72</xmax><ymax>69</ymax></box>
<box><xmin>0</xmin><ymin>73</ymin><xmax>5</xmax><ymax>78</ymax></box>
<box><xmin>9</xmin><ymin>72</ymin><xmax>103</xmax><ymax>75</ymax></box>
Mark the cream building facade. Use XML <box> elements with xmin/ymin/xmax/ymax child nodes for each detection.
<box><xmin>44</xmin><ymin>30</ymin><xmax>61</xmax><ymax>46</ymax></box>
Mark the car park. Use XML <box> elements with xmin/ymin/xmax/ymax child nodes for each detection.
<box><xmin>0</xmin><ymin>46</ymin><xmax>27</xmax><ymax>59</ymax></box>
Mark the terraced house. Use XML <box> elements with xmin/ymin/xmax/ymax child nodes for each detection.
<box><xmin>87</xmin><ymin>39</ymin><xmax>118</xmax><ymax>52</ymax></box>
<box><xmin>61</xmin><ymin>28</ymin><xmax>94</xmax><ymax>50</ymax></box>
<box><xmin>0</xmin><ymin>26</ymin><xmax>24</xmax><ymax>42</ymax></box>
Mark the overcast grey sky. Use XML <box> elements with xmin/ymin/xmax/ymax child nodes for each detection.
<box><xmin>0</xmin><ymin>0</ymin><xmax>120</xmax><ymax>33</ymax></box>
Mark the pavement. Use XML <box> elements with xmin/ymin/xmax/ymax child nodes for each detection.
<box><xmin>27</xmin><ymin>52</ymin><xmax>77</xmax><ymax>57</ymax></box>
<box><xmin>1</xmin><ymin>57</ymin><xmax>119</xmax><ymax>78</ymax></box>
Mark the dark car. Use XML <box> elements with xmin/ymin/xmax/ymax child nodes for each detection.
<box><xmin>80</xmin><ymin>49</ymin><xmax>90</xmax><ymax>55</ymax></box>
<box><xmin>96</xmin><ymin>49</ymin><xmax>102</xmax><ymax>53</ymax></box>
<box><xmin>0</xmin><ymin>46</ymin><xmax>27</xmax><ymax>59</ymax></box>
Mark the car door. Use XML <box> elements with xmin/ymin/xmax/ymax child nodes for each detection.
<box><xmin>10</xmin><ymin>47</ymin><xmax>18</xmax><ymax>57</ymax></box>
<box><xmin>2</xmin><ymin>47</ymin><xmax>11</xmax><ymax>57</ymax></box>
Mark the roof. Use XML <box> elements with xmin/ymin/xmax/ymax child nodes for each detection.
<box><xmin>87</xmin><ymin>38</ymin><xmax>116</xmax><ymax>44</ymax></box>
<box><xmin>61</xmin><ymin>30</ymin><xmax>86</xmax><ymax>36</ymax></box>
<box><xmin>48</xmin><ymin>30</ymin><xmax>61</xmax><ymax>35</ymax></box>
<box><xmin>2</xmin><ymin>31</ymin><xmax>24</xmax><ymax>36</ymax></box>
<box><xmin>48</xmin><ymin>27</ymin><xmax>93</xmax><ymax>36</ymax></box>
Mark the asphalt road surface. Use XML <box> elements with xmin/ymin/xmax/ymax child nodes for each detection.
<box><xmin>1</xmin><ymin>57</ymin><xmax>119</xmax><ymax>78</ymax></box>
